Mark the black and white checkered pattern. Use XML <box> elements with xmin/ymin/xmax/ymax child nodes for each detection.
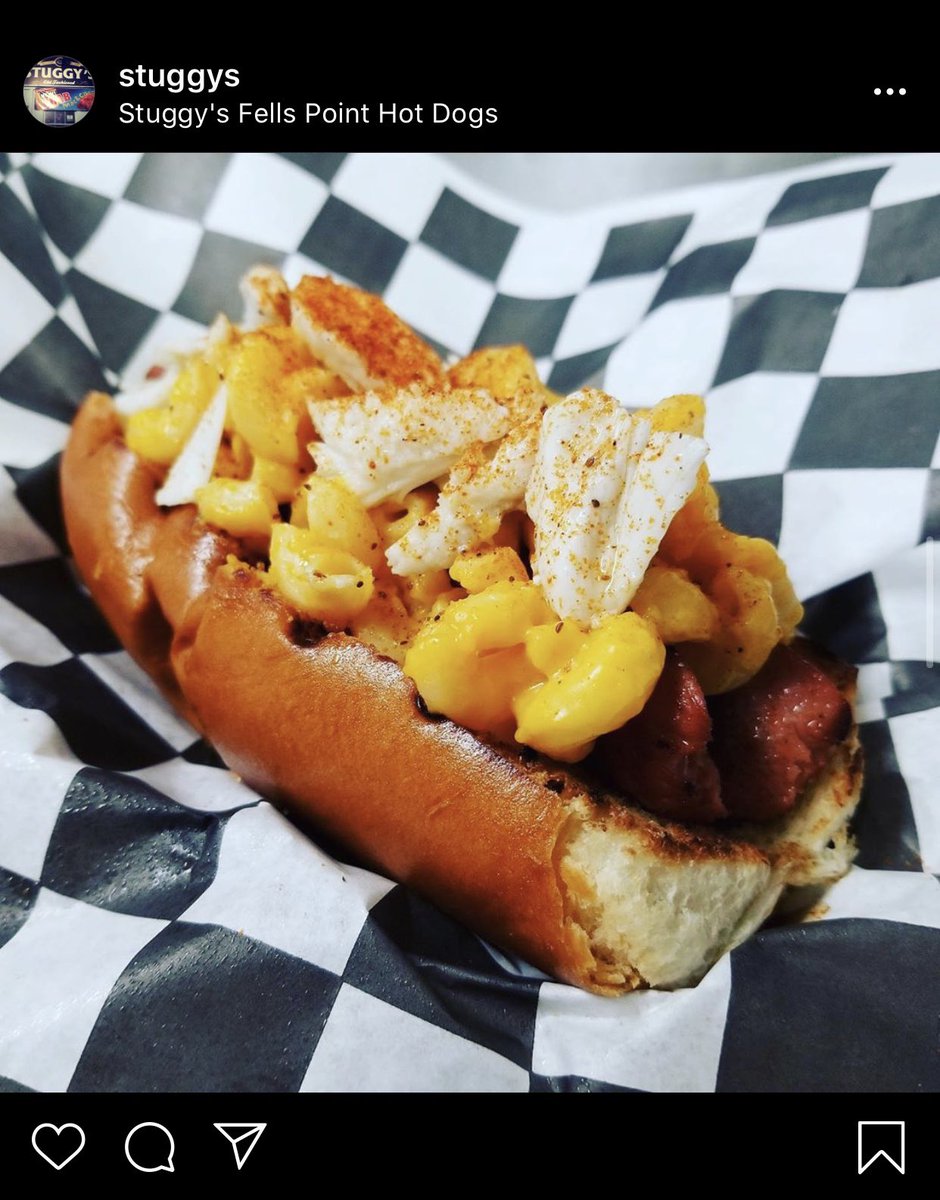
<box><xmin>1</xmin><ymin>152</ymin><xmax>938</xmax><ymax>1093</ymax></box>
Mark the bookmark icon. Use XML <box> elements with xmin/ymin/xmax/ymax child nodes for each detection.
<box><xmin>857</xmin><ymin>1121</ymin><xmax>905</xmax><ymax>1174</ymax></box>
<box><xmin>214</xmin><ymin>1123</ymin><xmax>267</xmax><ymax>1170</ymax></box>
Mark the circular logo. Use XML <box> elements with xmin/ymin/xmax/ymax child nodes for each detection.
<box><xmin>23</xmin><ymin>55</ymin><xmax>95</xmax><ymax>126</ymax></box>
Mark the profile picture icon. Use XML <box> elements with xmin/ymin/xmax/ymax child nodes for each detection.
<box><xmin>23</xmin><ymin>55</ymin><xmax>95</xmax><ymax>126</ymax></box>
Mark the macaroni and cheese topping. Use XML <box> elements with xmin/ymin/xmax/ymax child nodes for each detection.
<box><xmin>121</xmin><ymin>267</ymin><xmax>803</xmax><ymax>767</ymax></box>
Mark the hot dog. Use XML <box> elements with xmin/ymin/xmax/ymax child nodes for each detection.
<box><xmin>60</xmin><ymin>269</ymin><xmax>863</xmax><ymax>995</ymax></box>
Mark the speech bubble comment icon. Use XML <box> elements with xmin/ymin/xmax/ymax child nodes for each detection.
<box><xmin>125</xmin><ymin>1122</ymin><xmax>176</xmax><ymax>1173</ymax></box>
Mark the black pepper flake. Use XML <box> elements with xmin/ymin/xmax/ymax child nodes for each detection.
<box><xmin>555</xmin><ymin>622</ymin><xmax>563</xmax><ymax>633</ymax></box>
<box><xmin>417</xmin><ymin>519</ymin><xmax>426</xmax><ymax>527</ymax></box>
<box><xmin>585</xmin><ymin>455</ymin><xmax>595</xmax><ymax>467</ymax></box>
<box><xmin>356</xmin><ymin>580</ymin><xmax>364</xmax><ymax>588</ymax></box>
<box><xmin>591</xmin><ymin>498</ymin><xmax>600</xmax><ymax>508</ymax></box>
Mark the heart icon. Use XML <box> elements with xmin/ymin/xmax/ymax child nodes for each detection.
<box><xmin>31</xmin><ymin>1123</ymin><xmax>86</xmax><ymax>1170</ymax></box>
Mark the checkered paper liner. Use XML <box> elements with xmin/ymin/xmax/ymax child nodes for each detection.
<box><xmin>0</xmin><ymin>151</ymin><xmax>938</xmax><ymax>1094</ymax></box>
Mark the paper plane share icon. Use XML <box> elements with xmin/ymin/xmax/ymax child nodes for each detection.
<box><xmin>214</xmin><ymin>1123</ymin><xmax>267</xmax><ymax>1170</ymax></box>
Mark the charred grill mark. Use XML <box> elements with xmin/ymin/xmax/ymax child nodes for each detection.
<box><xmin>290</xmin><ymin>617</ymin><xmax>328</xmax><ymax>648</ymax></box>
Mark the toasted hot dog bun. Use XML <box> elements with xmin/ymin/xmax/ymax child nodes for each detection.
<box><xmin>61</xmin><ymin>392</ymin><xmax>863</xmax><ymax>994</ymax></box>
